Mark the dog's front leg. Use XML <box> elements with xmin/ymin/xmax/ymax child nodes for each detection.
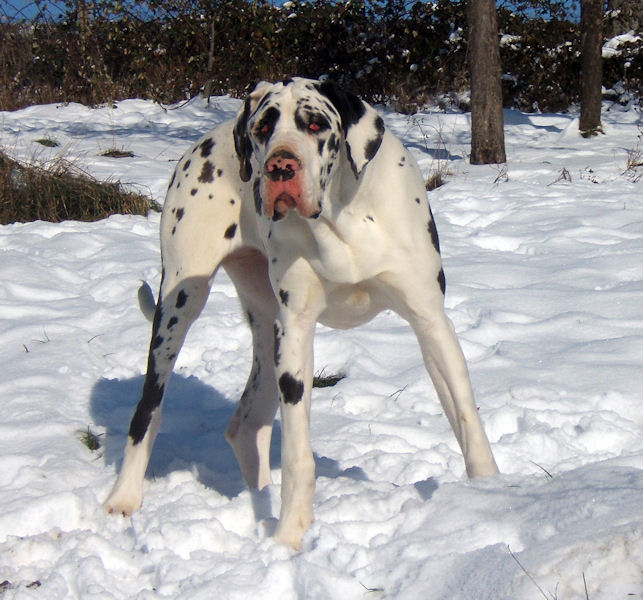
<box><xmin>270</xmin><ymin>273</ymin><xmax>324</xmax><ymax>549</ymax></box>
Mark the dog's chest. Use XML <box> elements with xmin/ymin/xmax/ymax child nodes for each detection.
<box><xmin>269</xmin><ymin>209</ymin><xmax>390</xmax><ymax>283</ymax></box>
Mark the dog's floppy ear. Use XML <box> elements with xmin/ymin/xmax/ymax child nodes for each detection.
<box><xmin>233</xmin><ymin>81</ymin><xmax>273</xmax><ymax>182</ymax></box>
<box><xmin>317</xmin><ymin>81</ymin><xmax>385</xmax><ymax>178</ymax></box>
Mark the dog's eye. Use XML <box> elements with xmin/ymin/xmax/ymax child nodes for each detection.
<box><xmin>255</xmin><ymin>107</ymin><xmax>280</xmax><ymax>140</ymax></box>
<box><xmin>308</xmin><ymin>118</ymin><xmax>330</xmax><ymax>134</ymax></box>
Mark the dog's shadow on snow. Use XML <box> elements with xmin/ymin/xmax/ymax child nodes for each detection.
<box><xmin>91</xmin><ymin>374</ymin><xmax>370</xmax><ymax>504</ymax></box>
<box><xmin>91</xmin><ymin>374</ymin><xmax>251</xmax><ymax>499</ymax></box>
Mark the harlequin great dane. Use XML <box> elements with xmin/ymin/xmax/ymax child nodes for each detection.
<box><xmin>104</xmin><ymin>77</ymin><xmax>499</xmax><ymax>549</ymax></box>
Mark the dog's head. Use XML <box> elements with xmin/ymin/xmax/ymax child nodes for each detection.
<box><xmin>233</xmin><ymin>77</ymin><xmax>384</xmax><ymax>221</ymax></box>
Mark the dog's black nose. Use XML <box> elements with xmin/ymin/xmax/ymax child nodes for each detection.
<box><xmin>265</xmin><ymin>151</ymin><xmax>300</xmax><ymax>181</ymax></box>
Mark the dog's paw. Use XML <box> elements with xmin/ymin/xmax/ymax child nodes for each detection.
<box><xmin>103</xmin><ymin>488</ymin><xmax>142</xmax><ymax>517</ymax></box>
<box><xmin>273</xmin><ymin>515</ymin><xmax>313</xmax><ymax>551</ymax></box>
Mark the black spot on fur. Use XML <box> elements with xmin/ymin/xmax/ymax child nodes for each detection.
<box><xmin>273</xmin><ymin>323</ymin><xmax>282</xmax><ymax>366</ymax></box>
<box><xmin>224</xmin><ymin>223</ymin><xmax>237</xmax><ymax>239</ymax></box>
<box><xmin>278</xmin><ymin>289</ymin><xmax>289</xmax><ymax>306</ymax></box>
<box><xmin>129</xmin><ymin>306</ymin><xmax>165</xmax><ymax>444</ymax></box>
<box><xmin>328</xmin><ymin>134</ymin><xmax>340</xmax><ymax>154</ymax></box>
<box><xmin>345</xmin><ymin>141</ymin><xmax>357</xmax><ymax>177</ymax></box>
<box><xmin>428</xmin><ymin>207</ymin><xmax>441</xmax><ymax>254</ymax></box>
<box><xmin>415</xmin><ymin>197</ymin><xmax>421</xmax><ymax>204</ymax></box>
<box><xmin>364</xmin><ymin>117</ymin><xmax>385</xmax><ymax>161</ymax></box>
<box><xmin>176</xmin><ymin>290</ymin><xmax>188</xmax><ymax>308</ymax></box>
<box><xmin>217</xmin><ymin>168</ymin><xmax>223</xmax><ymax>177</ymax></box>
<box><xmin>233</xmin><ymin>97</ymin><xmax>254</xmax><ymax>182</ymax></box>
<box><xmin>200</xmin><ymin>138</ymin><xmax>215</xmax><ymax>158</ymax></box>
<box><xmin>253</xmin><ymin>179</ymin><xmax>262</xmax><ymax>215</ymax></box>
<box><xmin>230</xmin><ymin>199</ymin><xmax>236</xmax><ymax>205</ymax></box>
<box><xmin>247</xmin><ymin>311</ymin><xmax>255</xmax><ymax>326</ymax></box>
<box><xmin>152</xmin><ymin>335</ymin><xmax>164</xmax><ymax>350</ymax></box>
<box><xmin>255</xmin><ymin>91</ymin><xmax>273</xmax><ymax>113</ymax></box>
<box><xmin>129</xmin><ymin>371</ymin><xmax>164</xmax><ymax>444</ymax></box>
<box><xmin>438</xmin><ymin>268</ymin><xmax>446</xmax><ymax>295</ymax></box>
<box><xmin>279</xmin><ymin>372</ymin><xmax>304</xmax><ymax>405</ymax></box>
<box><xmin>317</xmin><ymin>81</ymin><xmax>366</xmax><ymax>130</ymax></box>
<box><xmin>167</xmin><ymin>316</ymin><xmax>178</xmax><ymax>329</ymax></box>
<box><xmin>171</xmin><ymin>226</ymin><xmax>176</xmax><ymax>235</ymax></box>
<box><xmin>198</xmin><ymin>161</ymin><xmax>215</xmax><ymax>183</ymax></box>
<box><xmin>176</xmin><ymin>208</ymin><xmax>184</xmax><ymax>221</ymax></box>
<box><xmin>190</xmin><ymin>188</ymin><xmax>198</xmax><ymax>196</ymax></box>
<box><xmin>182</xmin><ymin>160</ymin><xmax>191</xmax><ymax>171</ymax></box>
<box><xmin>256</xmin><ymin>106</ymin><xmax>280</xmax><ymax>144</ymax></box>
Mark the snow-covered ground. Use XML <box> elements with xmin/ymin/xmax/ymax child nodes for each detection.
<box><xmin>0</xmin><ymin>95</ymin><xmax>641</xmax><ymax>599</ymax></box>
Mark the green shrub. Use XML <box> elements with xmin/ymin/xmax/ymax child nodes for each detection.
<box><xmin>0</xmin><ymin>1</ymin><xmax>639</xmax><ymax>112</ymax></box>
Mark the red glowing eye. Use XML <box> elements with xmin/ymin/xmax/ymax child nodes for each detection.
<box><xmin>309</xmin><ymin>122</ymin><xmax>321</xmax><ymax>132</ymax></box>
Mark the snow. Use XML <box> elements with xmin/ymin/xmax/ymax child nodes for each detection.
<box><xmin>603</xmin><ymin>31</ymin><xmax>641</xmax><ymax>58</ymax></box>
<box><xmin>1</xmin><ymin>95</ymin><xmax>642</xmax><ymax>599</ymax></box>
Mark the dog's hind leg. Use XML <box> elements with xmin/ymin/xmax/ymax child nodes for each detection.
<box><xmin>380</xmin><ymin>267</ymin><xmax>499</xmax><ymax>480</ymax></box>
<box><xmin>409</xmin><ymin>310</ymin><xmax>499</xmax><ymax>478</ymax></box>
<box><xmin>104</xmin><ymin>269</ymin><xmax>215</xmax><ymax>516</ymax></box>
<box><xmin>105</xmin><ymin>182</ymin><xmax>242</xmax><ymax>514</ymax></box>
<box><xmin>223</xmin><ymin>249</ymin><xmax>279</xmax><ymax>491</ymax></box>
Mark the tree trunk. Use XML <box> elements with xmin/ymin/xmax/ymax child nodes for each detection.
<box><xmin>467</xmin><ymin>0</ymin><xmax>506</xmax><ymax>165</ymax></box>
<box><xmin>579</xmin><ymin>0</ymin><xmax>604</xmax><ymax>137</ymax></box>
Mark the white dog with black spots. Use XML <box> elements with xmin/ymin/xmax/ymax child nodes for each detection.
<box><xmin>104</xmin><ymin>78</ymin><xmax>499</xmax><ymax>549</ymax></box>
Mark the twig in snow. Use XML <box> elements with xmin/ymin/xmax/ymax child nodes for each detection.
<box><xmin>530</xmin><ymin>460</ymin><xmax>554</xmax><ymax>480</ymax></box>
<box><xmin>547</xmin><ymin>167</ymin><xmax>572</xmax><ymax>186</ymax></box>
<box><xmin>33</xmin><ymin>329</ymin><xmax>50</xmax><ymax>344</ymax></box>
<box><xmin>493</xmin><ymin>164</ymin><xmax>508</xmax><ymax>184</ymax></box>
<box><xmin>388</xmin><ymin>384</ymin><xmax>408</xmax><ymax>402</ymax></box>
<box><xmin>359</xmin><ymin>581</ymin><xmax>385</xmax><ymax>594</ymax></box>
<box><xmin>583</xmin><ymin>572</ymin><xmax>590</xmax><ymax>600</ymax></box>
<box><xmin>508</xmin><ymin>545</ymin><xmax>554</xmax><ymax>600</ymax></box>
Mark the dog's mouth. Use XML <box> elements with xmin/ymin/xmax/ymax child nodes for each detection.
<box><xmin>274</xmin><ymin>192</ymin><xmax>298</xmax><ymax>217</ymax></box>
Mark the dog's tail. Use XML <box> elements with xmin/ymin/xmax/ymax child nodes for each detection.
<box><xmin>137</xmin><ymin>281</ymin><xmax>157</xmax><ymax>322</ymax></box>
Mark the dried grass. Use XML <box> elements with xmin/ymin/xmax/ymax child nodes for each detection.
<box><xmin>0</xmin><ymin>151</ymin><xmax>158</xmax><ymax>224</ymax></box>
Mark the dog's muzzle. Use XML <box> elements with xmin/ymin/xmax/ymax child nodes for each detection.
<box><xmin>263</xmin><ymin>150</ymin><xmax>305</xmax><ymax>219</ymax></box>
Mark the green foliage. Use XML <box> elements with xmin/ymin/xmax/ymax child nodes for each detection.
<box><xmin>77</xmin><ymin>426</ymin><xmax>103</xmax><ymax>452</ymax></box>
<box><xmin>0</xmin><ymin>0</ymin><xmax>639</xmax><ymax>112</ymax></box>
<box><xmin>312</xmin><ymin>370</ymin><xmax>346</xmax><ymax>388</ymax></box>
